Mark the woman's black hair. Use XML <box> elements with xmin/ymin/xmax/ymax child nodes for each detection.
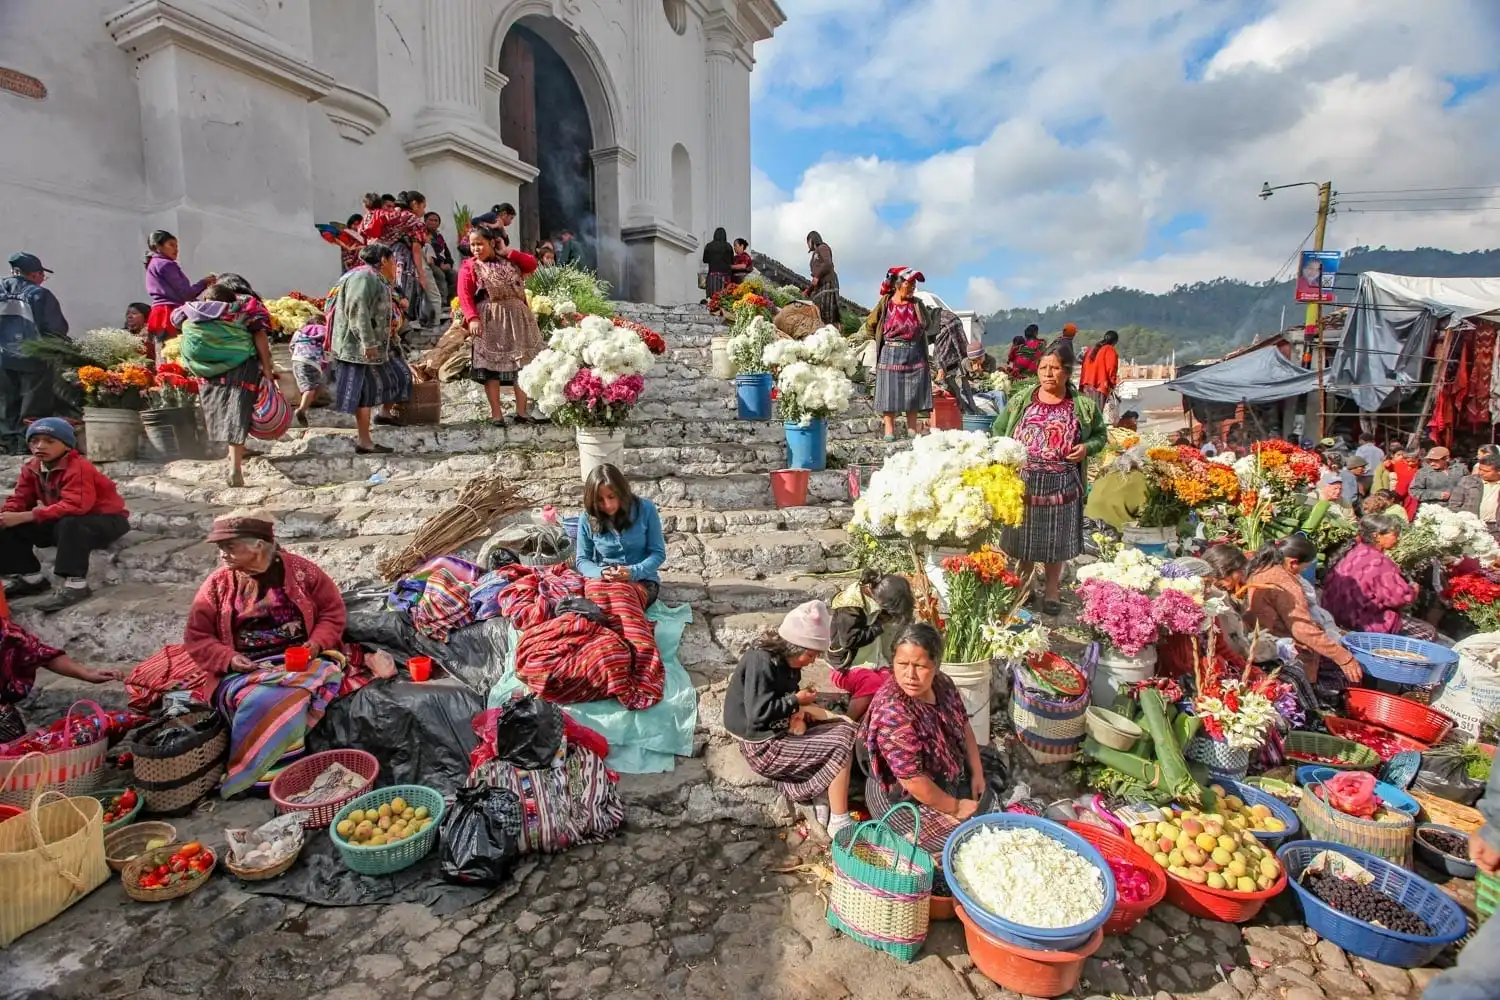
<box><xmin>1357</xmin><ymin>512</ymin><xmax>1404</xmax><ymax>545</ymax></box>
<box><xmin>126</xmin><ymin>301</ymin><xmax>150</xmax><ymax>318</ymax></box>
<box><xmin>892</xmin><ymin>622</ymin><xmax>944</xmax><ymax>664</ymax></box>
<box><xmin>347</xmin><ymin>212</ymin><xmax>363</xmax><ymax>227</ymax></box>
<box><xmin>213</xmin><ymin>272</ymin><xmax>258</xmax><ymax>299</ymax></box>
<box><xmin>806</xmin><ymin>230</ymin><xmax>822</xmax><ymax>249</ymax></box>
<box><xmin>1201</xmin><ymin>543</ymin><xmax>1248</xmax><ymax>583</ymax></box>
<box><xmin>583</xmin><ymin>463</ymin><xmax>638</xmax><ymax>534</ymax></box>
<box><xmin>398</xmin><ymin>189</ymin><xmax>426</xmax><ymax>210</ymax></box>
<box><xmin>749</xmin><ymin>630</ymin><xmax>812</xmax><ymax>660</ymax></box>
<box><xmin>1023</xmin><ymin>323</ymin><xmax>1039</xmax><ymax>337</ymax></box>
<box><xmin>1102</xmin><ymin>329</ymin><xmax>1119</xmax><ymax>345</ymax></box>
<box><xmin>359</xmin><ymin>243</ymin><xmax>394</xmax><ymax>268</ymax></box>
<box><xmin>362</xmin><ymin>192</ymin><xmax>383</xmax><ymax>210</ymax></box>
<box><xmin>711</xmin><ymin>227</ymin><xmax>728</xmax><ymax>243</ymax></box>
<box><xmin>856</xmin><ymin>570</ymin><xmax>916</xmax><ymax>620</ymax></box>
<box><xmin>201</xmin><ymin>283</ymin><xmax>237</xmax><ymax>303</ymax></box>
<box><xmin>145</xmin><ymin>229</ymin><xmax>176</xmax><ymax>265</ymax></box>
<box><xmin>380</xmin><ymin>193</ymin><xmax>397</xmax><ymax>205</ymax></box>
<box><xmin>468</xmin><ymin>223</ymin><xmax>509</xmax><ymax>253</ymax></box>
<box><xmin>734</xmin><ymin>238</ymin><xmax>748</xmax><ymax>249</ymax></box>
<box><xmin>1245</xmin><ymin>534</ymin><xmax>1318</xmax><ymax>578</ymax></box>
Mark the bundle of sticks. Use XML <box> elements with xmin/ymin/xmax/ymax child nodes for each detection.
<box><xmin>378</xmin><ymin>472</ymin><xmax>529</xmax><ymax>580</ymax></box>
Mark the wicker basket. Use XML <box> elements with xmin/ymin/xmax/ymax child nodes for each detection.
<box><xmin>1011</xmin><ymin>666</ymin><xmax>1090</xmax><ymax>764</ymax></box>
<box><xmin>122</xmin><ymin>844</ymin><xmax>216</xmax><ymax>902</ymax></box>
<box><xmin>225</xmin><ymin>843</ymin><xmax>301</xmax><ymax>882</ymax></box>
<box><xmin>827</xmin><ymin>803</ymin><xmax>933</xmax><ymax>962</ymax></box>
<box><xmin>329</xmin><ymin>785</ymin><xmax>446</xmax><ymax>876</ymax></box>
<box><xmin>269</xmin><ymin>749</ymin><xmax>379</xmax><ymax>829</ymax></box>
<box><xmin>1298</xmin><ymin>782</ymin><xmax>1415</xmax><ymax>869</ymax></box>
<box><xmin>0</xmin><ymin>703</ymin><xmax>110</xmax><ymax>806</ymax></box>
<box><xmin>130</xmin><ymin>710</ymin><xmax>227</xmax><ymax>814</ymax></box>
<box><xmin>1284</xmin><ymin>731</ymin><xmax>1380</xmax><ymax>771</ymax></box>
<box><xmin>0</xmin><ymin>791</ymin><xmax>108</xmax><ymax>947</ymax></box>
<box><xmin>104</xmin><ymin>821</ymin><xmax>178</xmax><ymax>873</ymax></box>
<box><xmin>1410</xmin><ymin>788</ymin><xmax>1486</xmax><ymax>834</ymax></box>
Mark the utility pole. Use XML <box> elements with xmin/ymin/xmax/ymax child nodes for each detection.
<box><xmin>1260</xmin><ymin>179</ymin><xmax>1334</xmax><ymax>439</ymax></box>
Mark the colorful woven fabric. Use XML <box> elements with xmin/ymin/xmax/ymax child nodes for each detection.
<box><xmin>469</xmin><ymin>747</ymin><xmax>623</xmax><ymax>855</ymax></box>
<box><xmin>492</xmin><ymin>563</ymin><xmax>585</xmax><ymax>629</ymax></box>
<box><xmin>410</xmin><ymin>565</ymin><xmax>479</xmax><ymax>640</ymax></box>
<box><xmin>0</xmin><ymin>618</ymin><xmax>63</xmax><ymax>704</ymax></box>
<box><xmin>863</xmin><ymin>672</ymin><xmax>970</xmax><ymax>792</ymax></box>
<box><xmin>514</xmin><ymin>581</ymin><xmax>664</xmax><ymax>710</ymax></box>
<box><xmin>214</xmin><ymin>657</ymin><xmax>344</xmax><ymax>797</ymax></box>
<box><xmin>737</xmin><ymin>720</ymin><xmax>857</xmax><ymax>803</ymax></box>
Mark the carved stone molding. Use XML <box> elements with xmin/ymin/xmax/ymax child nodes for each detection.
<box><xmin>319</xmin><ymin>83</ymin><xmax>389</xmax><ymax>143</ymax></box>
<box><xmin>621</xmin><ymin>220</ymin><xmax>698</xmax><ymax>254</ymax></box>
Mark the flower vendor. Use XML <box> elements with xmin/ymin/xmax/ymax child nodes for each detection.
<box><xmin>326</xmin><ymin>244</ymin><xmax>409</xmax><ymax>454</ymax></box>
<box><xmin>869</xmin><ymin>267</ymin><xmax>939</xmax><ymax>441</ymax></box>
<box><xmin>1243</xmin><ymin>534</ymin><xmax>1363</xmax><ymax>683</ymax></box>
<box><xmin>123</xmin><ymin>302</ymin><xmax>150</xmax><ymax>338</ymax></box>
<box><xmin>1198</xmin><ymin>544</ymin><xmax>1277</xmax><ymax>663</ymax></box>
<box><xmin>731</xmin><ymin>238</ymin><xmax>753</xmax><ymax>284</ymax></box>
<box><xmin>828</xmin><ymin>570</ymin><xmax>915</xmax><ymax>721</ymax></box>
<box><xmin>1448</xmin><ymin>452</ymin><xmax>1500</xmax><ymax>532</ymax></box>
<box><xmin>1425</xmin><ymin>758</ymin><xmax>1500</xmax><ymax>1000</ymax></box>
<box><xmin>458</xmin><ymin>222</ymin><xmax>545</xmax><ymax>425</ymax></box>
<box><xmin>172</xmin><ymin>277</ymin><xmax>278</xmax><ymax>487</ymax></box>
<box><xmin>0</xmin><ymin>582</ymin><xmax>121</xmax><ymax>742</ymax></box>
<box><xmin>701</xmin><ymin>227</ymin><xmax>734</xmax><ymax>297</ymax></box>
<box><xmin>142</xmin><ymin>230</ymin><xmax>215</xmax><ymax>357</ymax></box>
<box><xmin>993</xmin><ymin>347</ymin><xmax>1108</xmax><ymax>615</ymax></box>
<box><xmin>1322</xmin><ymin>513</ymin><xmax>1440</xmax><ymax>640</ymax></box>
<box><xmin>124</xmin><ymin>516</ymin><xmax>390</xmax><ymax>795</ymax></box>
<box><xmin>804</xmin><ymin>231</ymin><xmax>841</xmax><ymax>326</ymax></box>
<box><xmin>723</xmin><ymin>601</ymin><xmax>858</xmax><ymax>840</ymax></box>
<box><xmin>575</xmin><ymin>464</ymin><xmax>666</xmax><ymax>606</ymax></box>
<box><xmin>0</xmin><ymin>417</ymin><xmax>129</xmax><ymax>611</ymax></box>
<box><xmin>1084</xmin><ymin>448</ymin><xmax>1149</xmax><ymax>532</ymax></box>
<box><xmin>862</xmin><ymin>623</ymin><xmax>989</xmax><ymax>858</ymax></box>
<box><xmin>1411</xmin><ymin>446</ymin><xmax>1468</xmax><ymax>504</ymax></box>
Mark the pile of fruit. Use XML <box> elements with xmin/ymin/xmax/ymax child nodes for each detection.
<box><xmin>101</xmin><ymin>788</ymin><xmax>138</xmax><ymax>825</ymax></box>
<box><xmin>336</xmin><ymin>795</ymin><xmax>432</xmax><ymax>847</ymax></box>
<box><xmin>1130</xmin><ymin>793</ymin><xmax>1284</xmax><ymax>893</ymax></box>
<box><xmin>1301</xmin><ymin>869</ymin><xmax>1431</xmax><ymax>934</ymax></box>
<box><xmin>136</xmin><ymin>842</ymin><xmax>213</xmax><ymax>890</ymax></box>
<box><xmin>1419</xmin><ymin>827</ymin><xmax>1470</xmax><ymax>860</ymax></box>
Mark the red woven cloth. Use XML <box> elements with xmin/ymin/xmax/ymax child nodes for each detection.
<box><xmin>514</xmin><ymin>580</ymin><xmax>664</xmax><ymax>710</ymax></box>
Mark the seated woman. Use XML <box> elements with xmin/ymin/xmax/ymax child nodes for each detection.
<box><xmin>575</xmin><ymin>464</ymin><xmax>666</xmax><ymax>607</ymax></box>
<box><xmin>828</xmin><ymin>570</ymin><xmax>914</xmax><ymax>721</ymax></box>
<box><xmin>1322</xmin><ymin>513</ymin><xmax>1437</xmax><ymax>640</ymax></box>
<box><xmin>0</xmin><ymin>583</ymin><xmax>120</xmax><ymax>742</ymax></box>
<box><xmin>863</xmin><ymin>623</ymin><xmax>989</xmax><ymax>859</ymax></box>
<box><xmin>1243</xmin><ymin>534</ymin><xmax>1363</xmax><ymax>685</ymax></box>
<box><xmin>723</xmin><ymin>600</ymin><xmax>857</xmax><ymax>839</ymax></box>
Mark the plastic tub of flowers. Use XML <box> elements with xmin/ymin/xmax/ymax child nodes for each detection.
<box><xmin>942</xmin><ymin>814</ymin><xmax>1116</xmax><ymax>952</ymax></box>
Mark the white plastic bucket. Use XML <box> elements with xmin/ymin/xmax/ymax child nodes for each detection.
<box><xmin>575</xmin><ymin>427</ymin><xmax>625</xmax><ymax>482</ymax></box>
<box><xmin>82</xmin><ymin>407</ymin><xmax>140</xmax><ymax>462</ymax></box>
<box><xmin>1090</xmin><ymin>646</ymin><xmax>1157</xmax><ymax>706</ymax></box>
<box><xmin>710</xmin><ymin>336</ymin><xmax>734</xmax><ymax>380</ymax></box>
<box><xmin>1121</xmin><ymin>523</ymin><xmax>1175</xmax><ymax>556</ymax></box>
<box><xmin>941</xmin><ymin>659</ymin><xmax>994</xmax><ymax>746</ymax></box>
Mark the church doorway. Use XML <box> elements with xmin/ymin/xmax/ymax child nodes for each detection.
<box><xmin>499</xmin><ymin>24</ymin><xmax>594</xmax><ymax>262</ymax></box>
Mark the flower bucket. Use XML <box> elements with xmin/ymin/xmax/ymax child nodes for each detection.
<box><xmin>710</xmin><ymin>336</ymin><xmax>734</xmax><ymax>380</ymax></box>
<box><xmin>770</xmin><ymin>468</ymin><xmax>810</xmax><ymax>508</ymax></box>
<box><xmin>932</xmin><ymin>395</ymin><xmax>961</xmax><ymax>431</ymax></box>
<box><xmin>962</xmin><ymin>413</ymin><xmax>996</xmax><ymax>434</ymax></box>
<box><xmin>735</xmin><ymin>373</ymin><xmax>773</xmax><ymax>420</ymax></box>
<box><xmin>576</xmin><ymin>427</ymin><xmax>625</xmax><ymax>482</ymax></box>
<box><xmin>784</xmin><ymin>418</ymin><xmax>828</xmax><ymax>471</ymax></box>
<box><xmin>139</xmin><ymin>406</ymin><xmax>202</xmax><ymax>461</ymax></box>
<box><xmin>1121</xmin><ymin>523</ymin><xmax>1174</xmax><ymax>556</ymax></box>
<box><xmin>1090</xmin><ymin>645</ymin><xmax>1157</xmax><ymax>706</ymax></box>
<box><xmin>1186</xmin><ymin>735</ymin><xmax>1251</xmax><ymax>781</ymax></box>
<box><xmin>81</xmin><ymin>407</ymin><xmax>140</xmax><ymax>462</ymax></box>
<box><xmin>941</xmin><ymin>659</ymin><xmax>994</xmax><ymax>747</ymax></box>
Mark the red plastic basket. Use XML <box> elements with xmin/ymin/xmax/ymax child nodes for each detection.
<box><xmin>1324</xmin><ymin>717</ymin><xmax>1428</xmax><ymax>761</ymax></box>
<box><xmin>1344</xmin><ymin>689</ymin><xmax>1454</xmax><ymax>745</ymax></box>
<box><xmin>1163</xmin><ymin>866</ymin><xmax>1287</xmax><ymax>923</ymax></box>
<box><xmin>1065</xmin><ymin>821</ymin><xmax>1167</xmax><ymax>933</ymax></box>
<box><xmin>0</xmin><ymin>804</ymin><xmax>21</xmax><ymax>823</ymax></box>
<box><xmin>269</xmin><ymin>749</ymin><xmax>378</xmax><ymax>828</ymax></box>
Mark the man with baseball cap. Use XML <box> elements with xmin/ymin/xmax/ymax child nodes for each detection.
<box><xmin>1410</xmin><ymin>446</ymin><xmax>1467</xmax><ymax>504</ymax></box>
<box><xmin>0</xmin><ymin>252</ymin><xmax>70</xmax><ymax>455</ymax></box>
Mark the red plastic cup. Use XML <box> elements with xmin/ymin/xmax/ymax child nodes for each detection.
<box><xmin>284</xmin><ymin>647</ymin><xmax>311</xmax><ymax>672</ymax></box>
<box><xmin>408</xmin><ymin>656</ymin><xmax>432</xmax><ymax>682</ymax></box>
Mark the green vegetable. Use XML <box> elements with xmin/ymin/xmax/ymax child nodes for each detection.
<box><xmin>1130</xmin><ymin>735</ymin><xmax>1154</xmax><ymax>758</ymax></box>
<box><xmin>1138</xmin><ymin>689</ymin><xmax>1201</xmax><ymax>803</ymax></box>
<box><xmin>1112</xmin><ymin>693</ymin><xmax>1138</xmax><ymax>721</ymax></box>
<box><xmin>1083</xmin><ymin>737</ymin><xmax>1161</xmax><ymax>786</ymax></box>
<box><xmin>1301</xmin><ymin>499</ymin><xmax>1330</xmax><ymax>534</ymax></box>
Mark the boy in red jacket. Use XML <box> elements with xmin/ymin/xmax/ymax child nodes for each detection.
<box><xmin>0</xmin><ymin>417</ymin><xmax>129</xmax><ymax>611</ymax></box>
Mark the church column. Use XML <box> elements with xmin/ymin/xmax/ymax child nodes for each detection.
<box><xmin>418</xmin><ymin>0</ymin><xmax>482</xmax><ymax>119</ymax></box>
<box><xmin>629</xmin><ymin>0</ymin><xmax>666</xmax><ymax>221</ymax></box>
<box><xmin>703</xmin><ymin>14</ymin><xmax>754</xmax><ymax>240</ymax></box>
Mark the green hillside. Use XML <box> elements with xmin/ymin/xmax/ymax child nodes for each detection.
<box><xmin>982</xmin><ymin>246</ymin><xmax>1500</xmax><ymax>363</ymax></box>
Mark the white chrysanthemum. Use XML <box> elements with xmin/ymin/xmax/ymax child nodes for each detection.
<box><xmin>517</xmin><ymin>349</ymin><xmax>579</xmax><ymax>415</ymax></box>
<box><xmin>851</xmin><ymin>430</ymin><xmax>1026</xmax><ymax>540</ymax></box>
<box><xmin>554</xmin><ymin>299</ymin><xmax>576</xmax><ymax>317</ymax></box>
<box><xmin>1075</xmin><ymin>547</ymin><xmax>1163</xmax><ymax>592</ymax></box>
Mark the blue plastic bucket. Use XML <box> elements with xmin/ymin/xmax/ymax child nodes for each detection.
<box><xmin>962</xmin><ymin>413</ymin><xmax>996</xmax><ymax>434</ymax></box>
<box><xmin>783</xmin><ymin>418</ymin><xmax>828</xmax><ymax>471</ymax></box>
<box><xmin>735</xmin><ymin>373</ymin><xmax>773</xmax><ymax>421</ymax></box>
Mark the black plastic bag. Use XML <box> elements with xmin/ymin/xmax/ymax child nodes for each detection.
<box><xmin>1411</xmin><ymin>752</ymin><xmax>1487</xmax><ymax>805</ymax></box>
<box><xmin>488</xmin><ymin>695</ymin><xmax>564</xmax><ymax>770</ymax></box>
<box><xmin>306</xmin><ymin>677</ymin><xmax>483</xmax><ymax>792</ymax></box>
<box><xmin>440</xmin><ymin>786</ymin><xmax>522</xmax><ymax>885</ymax></box>
<box><xmin>340</xmin><ymin>587</ymin><xmax>513</xmax><ymax>693</ymax></box>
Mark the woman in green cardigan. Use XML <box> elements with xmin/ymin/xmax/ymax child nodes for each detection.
<box><xmin>992</xmin><ymin>348</ymin><xmax>1108</xmax><ymax>614</ymax></box>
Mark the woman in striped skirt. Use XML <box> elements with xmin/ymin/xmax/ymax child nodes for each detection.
<box><xmin>326</xmin><ymin>244</ymin><xmax>406</xmax><ymax>454</ymax></box>
<box><xmin>993</xmin><ymin>347</ymin><xmax>1107</xmax><ymax>615</ymax></box>
<box><xmin>722</xmin><ymin>600</ymin><xmax>858</xmax><ymax>841</ymax></box>
<box><xmin>870</xmin><ymin>267</ymin><xmax>941</xmax><ymax>441</ymax></box>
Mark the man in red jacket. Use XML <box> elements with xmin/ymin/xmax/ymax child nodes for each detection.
<box><xmin>0</xmin><ymin>417</ymin><xmax>129</xmax><ymax>611</ymax></box>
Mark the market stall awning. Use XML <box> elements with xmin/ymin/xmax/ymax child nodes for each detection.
<box><xmin>1329</xmin><ymin>271</ymin><xmax>1500</xmax><ymax>412</ymax></box>
<box><xmin>1164</xmin><ymin>345</ymin><xmax>1319</xmax><ymax>404</ymax></box>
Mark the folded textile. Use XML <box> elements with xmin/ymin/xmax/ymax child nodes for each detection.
<box><xmin>514</xmin><ymin>579</ymin><xmax>664</xmax><ymax>710</ymax></box>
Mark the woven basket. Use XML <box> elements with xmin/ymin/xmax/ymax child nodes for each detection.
<box><xmin>269</xmin><ymin>749</ymin><xmax>379</xmax><ymax>829</ymax></box>
<box><xmin>122</xmin><ymin>844</ymin><xmax>216</xmax><ymax>902</ymax></box>
<box><xmin>225</xmin><ymin>842</ymin><xmax>302</xmax><ymax>882</ymax></box>
<box><xmin>329</xmin><ymin>785</ymin><xmax>446</xmax><ymax>876</ymax></box>
<box><xmin>1298</xmin><ymin>782</ymin><xmax>1415</xmax><ymax>868</ymax></box>
<box><xmin>1011</xmin><ymin>667</ymin><xmax>1089</xmax><ymax>764</ymax></box>
<box><xmin>827</xmin><ymin>803</ymin><xmax>934</xmax><ymax>962</ymax></box>
<box><xmin>774</xmin><ymin>302</ymin><xmax>822</xmax><ymax>339</ymax></box>
<box><xmin>130</xmin><ymin>710</ymin><xmax>227</xmax><ymax>814</ymax></box>
<box><xmin>1410</xmin><ymin>788</ymin><xmax>1485</xmax><ymax>833</ymax></box>
<box><xmin>1186</xmin><ymin>736</ymin><xmax>1251</xmax><ymax>780</ymax></box>
<box><xmin>104</xmin><ymin>821</ymin><xmax>178</xmax><ymax>873</ymax></box>
<box><xmin>0</xmin><ymin>702</ymin><xmax>110</xmax><ymax>806</ymax></box>
<box><xmin>0</xmin><ymin>791</ymin><xmax>108</xmax><ymax>947</ymax></box>
<box><xmin>1284</xmin><ymin>731</ymin><xmax>1379</xmax><ymax>771</ymax></box>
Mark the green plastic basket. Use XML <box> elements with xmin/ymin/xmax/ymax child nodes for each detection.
<box><xmin>826</xmin><ymin>802</ymin><xmax>934</xmax><ymax>962</ymax></box>
<box><xmin>1478</xmin><ymin>873</ymin><xmax>1500</xmax><ymax>923</ymax></box>
<box><xmin>91</xmin><ymin>787</ymin><xmax>143</xmax><ymax>833</ymax></box>
<box><xmin>1284</xmin><ymin>731</ymin><xmax>1380</xmax><ymax>772</ymax></box>
<box><xmin>329</xmin><ymin>785</ymin><xmax>446</xmax><ymax>876</ymax></box>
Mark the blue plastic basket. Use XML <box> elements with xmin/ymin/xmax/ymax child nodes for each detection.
<box><xmin>1277</xmin><ymin>841</ymin><xmax>1468</xmax><ymax>967</ymax></box>
<box><xmin>942</xmin><ymin>813</ymin><xmax>1116</xmax><ymax>951</ymax></box>
<box><xmin>1293</xmin><ymin>767</ymin><xmax>1420</xmax><ymax>817</ymax></box>
<box><xmin>1342</xmin><ymin>633</ymin><xmax>1458</xmax><ymax>686</ymax></box>
<box><xmin>1214</xmin><ymin>780</ymin><xmax>1300</xmax><ymax>848</ymax></box>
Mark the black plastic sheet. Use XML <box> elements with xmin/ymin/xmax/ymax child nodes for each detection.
<box><xmin>440</xmin><ymin>786</ymin><xmax>522</xmax><ymax>885</ymax></box>
<box><xmin>341</xmin><ymin>587</ymin><xmax>512</xmax><ymax>694</ymax></box>
<box><xmin>1411</xmin><ymin>753</ymin><xmax>1486</xmax><ymax>806</ymax></box>
<box><xmin>238</xmin><ymin>834</ymin><xmax>493</xmax><ymax>915</ymax></box>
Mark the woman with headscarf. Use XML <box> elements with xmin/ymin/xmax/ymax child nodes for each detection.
<box><xmin>458</xmin><ymin>222</ymin><xmax>545</xmax><ymax>425</ymax></box>
<box><xmin>994</xmin><ymin>346</ymin><xmax>1108</xmax><ymax>614</ymax></box>
<box><xmin>701</xmin><ymin>227</ymin><xmax>734</xmax><ymax>298</ymax></box>
<box><xmin>805</xmin><ymin>231</ymin><xmax>841</xmax><ymax>326</ymax></box>
<box><xmin>869</xmin><ymin>267</ymin><xmax>940</xmax><ymax>441</ymax></box>
<box><xmin>142</xmin><ymin>230</ymin><xmax>215</xmax><ymax>360</ymax></box>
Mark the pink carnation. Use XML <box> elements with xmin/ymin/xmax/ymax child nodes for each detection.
<box><xmin>1151</xmin><ymin>588</ymin><xmax>1206</xmax><ymax>635</ymax></box>
<box><xmin>565</xmin><ymin>368</ymin><xmax>605</xmax><ymax>403</ymax></box>
<box><xmin>602</xmin><ymin>373</ymin><xmax>644</xmax><ymax>405</ymax></box>
<box><xmin>1077</xmin><ymin>579</ymin><xmax>1158</xmax><ymax>657</ymax></box>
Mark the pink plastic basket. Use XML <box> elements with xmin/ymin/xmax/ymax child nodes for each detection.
<box><xmin>268</xmin><ymin>749</ymin><xmax>378</xmax><ymax>828</ymax></box>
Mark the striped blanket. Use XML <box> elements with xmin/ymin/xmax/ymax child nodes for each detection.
<box><xmin>514</xmin><ymin>580</ymin><xmax>664</xmax><ymax>710</ymax></box>
<box><xmin>214</xmin><ymin>657</ymin><xmax>344</xmax><ymax>797</ymax></box>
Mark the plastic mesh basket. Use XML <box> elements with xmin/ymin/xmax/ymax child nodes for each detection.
<box><xmin>1342</xmin><ymin>633</ymin><xmax>1458</xmax><ymax>686</ymax></box>
<box><xmin>329</xmin><ymin>785</ymin><xmax>445</xmax><ymax>876</ymax></box>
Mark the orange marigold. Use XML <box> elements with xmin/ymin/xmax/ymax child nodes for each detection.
<box><xmin>76</xmin><ymin>365</ymin><xmax>108</xmax><ymax>388</ymax></box>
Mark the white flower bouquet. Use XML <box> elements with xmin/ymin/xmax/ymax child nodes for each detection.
<box><xmin>1074</xmin><ymin>547</ymin><xmax>1162</xmax><ymax>594</ymax></box>
<box><xmin>761</xmin><ymin>325</ymin><xmax>860</xmax><ymax>425</ymax></box>
<box><xmin>850</xmin><ymin>430</ymin><xmax>1027</xmax><ymax>543</ymax></box>
<box><xmin>1392</xmin><ymin>504</ymin><xmax>1500</xmax><ymax>569</ymax></box>
<box><xmin>727</xmin><ymin>315</ymin><xmax>775</xmax><ymax>376</ymax></box>
<box><xmin>518</xmin><ymin>314</ymin><xmax>655</xmax><ymax>429</ymax></box>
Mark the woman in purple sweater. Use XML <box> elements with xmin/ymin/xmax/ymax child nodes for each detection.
<box><xmin>1321</xmin><ymin>513</ymin><xmax>1439</xmax><ymax>639</ymax></box>
<box><xmin>143</xmin><ymin>230</ymin><xmax>215</xmax><ymax>359</ymax></box>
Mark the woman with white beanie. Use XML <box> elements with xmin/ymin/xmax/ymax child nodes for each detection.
<box><xmin>722</xmin><ymin>599</ymin><xmax>858</xmax><ymax>838</ymax></box>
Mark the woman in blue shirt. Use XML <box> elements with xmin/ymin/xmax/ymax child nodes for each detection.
<box><xmin>576</xmin><ymin>464</ymin><xmax>667</xmax><ymax>605</ymax></box>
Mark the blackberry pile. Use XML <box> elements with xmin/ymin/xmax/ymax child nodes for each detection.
<box><xmin>932</xmin><ymin>867</ymin><xmax>952</xmax><ymax>898</ymax></box>
<box><xmin>1302</xmin><ymin>870</ymin><xmax>1432</xmax><ymax>935</ymax></box>
<box><xmin>1421</xmin><ymin>829</ymin><xmax>1470</xmax><ymax>860</ymax></box>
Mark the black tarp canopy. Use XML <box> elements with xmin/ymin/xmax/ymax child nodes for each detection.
<box><xmin>1165</xmin><ymin>344</ymin><xmax>1319</xmax><ymax>404</ymax></box>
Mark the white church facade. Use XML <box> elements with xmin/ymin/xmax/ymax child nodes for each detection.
<box><xmin>0</xmin><ymin>0</ymin><xmax>782</xmax><ymax>327</ymax></box>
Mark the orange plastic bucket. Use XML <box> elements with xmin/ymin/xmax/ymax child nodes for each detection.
<box><xmin>957</xmin><ymin>905</ymin><xmax>1102</xmax><ymax>998</ymax></box>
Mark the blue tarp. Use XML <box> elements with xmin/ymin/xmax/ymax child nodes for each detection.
<box><xmin>1164</xmin><ymin>345</ymin><xmax>1319</xmax><ymax>404</ymax></box>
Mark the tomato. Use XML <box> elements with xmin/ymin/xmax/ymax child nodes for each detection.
<box><xmin>140</xmin><ymin>875</ymin><xmax>159</xmax><ymax>889</ymax></box>
<box><xmin>169</xmin><ymin>857</ymin><xmax>188</xmax><ymax>874</ymax></box>
<box><xmin>189</xmin><ymin>855</ymin><xmax>213</xmax><ymax>873</ymax></box>
<box><xmin>119</xmin><ymin>789</ymin><xmax>137</xmax><ymax>809</ymax></box>
<box><xmin>153</xmin><ymin>865</ymin><xmax>169</xmax><ymax>878</ymax></box>
<box><xmin>176</xmin><ymin>842</ymin><xmax>203</xmax><ymax>859</ymax></box>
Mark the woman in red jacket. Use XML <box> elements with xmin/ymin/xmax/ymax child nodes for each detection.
<box><xmin>0</xmin><ymin>418</ymin><xmax>129</xmax><ymax>611</ymax></box>
<box><xmin>457</xmin><ymin>223</ymin><xmax>544</xmax><ymax>425</ymax></box>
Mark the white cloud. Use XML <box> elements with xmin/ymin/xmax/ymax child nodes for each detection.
<box><xmin>751</xmin><ymin>0</ymin><xmax>1500</xmax><ymax>311</ymax></box>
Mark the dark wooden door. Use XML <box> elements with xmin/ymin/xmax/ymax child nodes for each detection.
<box><xmin>498</xmin><ymin>31</ymin><xmax>541</xmax><ymax>251</ymax></box>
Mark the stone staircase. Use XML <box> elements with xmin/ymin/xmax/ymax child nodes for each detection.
<box><xmin>7</xmin><ymin>302</ymin><xmax>898</xmax><ymax>827</ymax></box>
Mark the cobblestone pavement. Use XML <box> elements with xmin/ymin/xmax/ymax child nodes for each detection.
<box><xmin>7</xmin><ymin>793</ymin><xmax>1474</xmax><ymax>1000</ymax></box>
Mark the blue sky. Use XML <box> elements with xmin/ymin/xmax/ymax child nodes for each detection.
<box><xmin>747</xmin><ymin>0</ymin><xmax>1500</xmax><ymax>314</ymax></box>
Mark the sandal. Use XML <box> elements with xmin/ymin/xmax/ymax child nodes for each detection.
<box><xmin>1041</xmin><ymin>599</ymin><xmax>1062</xmax><ymax>616</ymax></box>
<box><xmin>488</xmin><ymin>417</ymin><xmax>508</xmax><ymax>427</ymax></box>
<box><xmin>883</xmin><ymin>434</ymin><xmax>898</xmax><ymax>443</ymax></box>
<box><xmin>355</xmin><ymin>443</ymin><xmax>394</xmax><ymax>455</ymax></box>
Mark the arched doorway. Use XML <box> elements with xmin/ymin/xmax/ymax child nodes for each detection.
<box><xmin>499</xmin><ymin>23</ymin><xmax>594</xmax><ymax>261</ymax></box>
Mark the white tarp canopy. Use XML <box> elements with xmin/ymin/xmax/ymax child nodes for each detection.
<box><xmin>1357</xmin><ymin>272</ymin><xmax>1500</xmax><ymax>320</ymax></box>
